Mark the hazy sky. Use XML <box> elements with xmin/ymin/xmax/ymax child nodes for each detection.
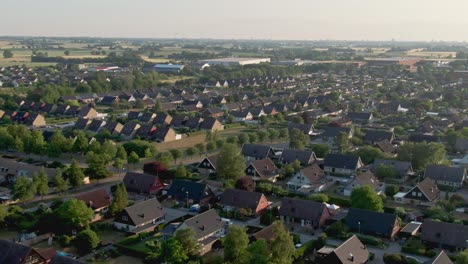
<box><xmin>2</xmin><ymin>0</ymin><xmax>468</xmax><ymax>41</ymax></box>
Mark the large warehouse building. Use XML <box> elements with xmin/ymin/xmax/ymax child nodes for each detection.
<box><xmin>199</xmin><ymin>57</ymin><xmax>271</xmax><ymax>66</ymax></box>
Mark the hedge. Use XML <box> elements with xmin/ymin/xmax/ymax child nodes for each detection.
<box><xmin>328</xmin><ymin>196</ymin><xmax>351</xmax><ymax>207</ymax></box>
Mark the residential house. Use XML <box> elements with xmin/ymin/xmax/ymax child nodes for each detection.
<box><xmin>402</xmin><ymin>178</ymin><xmax>440</xmax><ymax>205</ymax></box>
<box><xmin>245</xmin><ymin>158</ymin><xmax>279</xmax><ymax>182</ymax></box>
<box><xmin>317</xmin><ymin>235</ymin><xmax>369</xmax><ymax>264</ymax></box>
<box><xmin>199</xmin><ymin>117</ymin><xmax>224</xmax><ymax>131</ymax></box>
<box><xmin>175</xmin><ymin>209</ymin><xmax>227</xmax><ymax>255</ymax></box>
<box><xmin>77</xmin><ymin>106</ymin><xmax>98</xmax><ymax>119</ymax></box>
<box><xmin>424</xmin><ymin>251</ymin><xmax>453</xmax><ymax>264</ymax></box>
<box><xmin>346</xmin><ymin>208</ymin><xmax>400</xmax><ymax>239</ymax></box>
<box><xmin>87</xmin><ymin>119</ymin><xmax>106</xmax><ymax>133</ymax></box>
<box><xmin>343</xmin><ymin>170</ymin><xmax>383</xmax><ymax>196</ymax></box>
<box><xmin>0</xmin><ymin>239</ymin><xmax>47</xmax><ymax>264</ymax></box>
<box><xmin>114</xmin><ymin>198</ymin><xmax>166</xmax><ymax>234</ymax></box>
<box><xmin>241</xmin><ymin>144</ymin><xmax>275</xmax><ymax>161</ymax></box>
<box><xmin>152</xmin><ymin>127</ymin><xmax>178</xmax><ymax>142</ymax></box>
<box><xmin>76</xmin><ymin>188</ymin><xmax>111</xmax><ymax>222</ymax></box>
<box><xmin>424</xmin><ymin>165</ymin><xmax>466</xmax><ymax>188</ymax></box>
<box><xmin>166</xmin><ymin>179</ymin><xmax>215</xmax><ymax>205</ymax></box>
<box><xmin>203</xmin><ymin>107</ymin><xmax>224</xmax><ymax>118</ymax></box>
<box><xmin>323</xmin><ymin>154</ymin><xmax>363</xmax><ymax>177</ymax></box>
<box><xmin>135</xmin><ymin>124</ymin><xmax>156</xmax><ymax>139</ymax></box>
<box><xmin>455</xmin><ymin>138</ymin><xmax>468</xmax><ymax>154</ymax></box>
<box><xmin>0</xmin><ymin>157</ymin><xmax>56</xmax><ymax>183</ymax></box>
<box><xmin>279</xmin><ymin>197</ymin><xmax>331</xmax><ymax>229</ymax></box>
<box><xmin>230</xmin><ymin>110</ymin><xmax>253</xmax><ymax>122</ymax></box>
<box><xmin>153</xmin><ymin>113</ymin><xmax>172</xmax><ymax>126</ymax></box>
<box><xmin>421</xmin><ymin>220</ymin><xmax>468</xmax><ymax>251</ymax></box>
<box><xmin>363</xmin><ymin>130</ymin><xmax>394</xmax><ymax>144</ymax></box>
<box><xmin>120</xmin><ymin>122</ymin><xmax>141</xmax><ymax>139</ymax></box>
<box><xmin>287</xmin><ymin>163</ymin><xmax>327</xmax><ymax>193</ymax></box>
<box><xmin>102</xmin><ymin>121</ymin><xmax>123</xmax><ymax>135</ymax></box>
<box><xmin>347</xmin><ymin>112</ymin><xmax>373</xmax><ymax>124</ymax></box>
<box><xmin>372</xmin><ymin>159</ymin><xmax>414</xmax><ymax>183</ymax></box>
<box><xmin>321</xmin><ymin>126</ymin><xmax>353</xmax><ymax>143</ymax></box>
<box><xmin>24</xmin><ymin>113</ymin><xmax>46</xmax><ymax>127</ymax></box>
<box><xmin>279</xmin><ymin>149</ymin><xmax>317</xmax><ymax>166</ymax></box>
<box><xmin>123</xmin><ymin>172</ymin><xmax>165</xmax><ymax>195</ymax></box>
<box><xmin>219</xmin><ymin>188</ymin><xmax>269</xmax><ymax>216</ymax></box>
<box><xmin>197</xmin><ymin>155</ymin><xmax>219</xmax><ymax>177</ymax></box>
<box><xmin>288</xmin><ymin>122</ymin><xmax>315</xmax><ymax>136</ymax></box>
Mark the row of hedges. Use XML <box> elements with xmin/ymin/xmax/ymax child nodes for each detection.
<box><xmin>401</xmin><ymin>237</ymin><xmax>436</xmax><ymax>258</ymax></box>
<box><xmin>328</xmin><ymin>196</ymin><xmax>351</xmax><ymax>207</ymax></box>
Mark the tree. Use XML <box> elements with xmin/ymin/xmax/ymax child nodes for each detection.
<box><xmin>335</xmin><ymin>132</ymin><xmax>350</xmax><ymax>154</ymax></box>
<box><xmin>279</xmin><ymin>128</ymin><xmax>289</xmax><ymax>139</ymax></box>
<box><xmin>309</xmin><ymin>193</ymin><xmax>329</xmax><ymax>203</ymax></box>
<box><xmin>375</xmin><ymin>164</ymin><xmax>399</xmax><ymax>179</ymax></box>
<box><xmin>86</xmin><ymin>151</ymin><xmax>111</xmax><ymax>179</ymax></box>
<box><xmin>457</xmin><ymin>250</ymin><xmax>468</xmax><ymax>264</ymax></box>
<box><xmin>67</xmin><ymin>159</ymin><xmax>85</xmax><ymax>187</ymax></box>
<box><xmin>351</xmin><ymin>146</ymin><xmax>384</xmax><ymax>164</ymax></box>
<box><xmin>3</xmin><ymin>50</ymin><xmax>13</xmax><ymax>58</ymax></box>
<box><xmin>13</xmin><ymin>176</ymin><xmax>36</xmax><ymax>202</ymax></box>
<box><xmin>289</xmin><ymin>128</ymin><xmax>308</xmax><ymax>150</ymax></box>
<box><xmin>397</xmin><ymin>142</ymin><xmax>446</xmax><ymax>170</ymax></box>
<box><xmin>175</xmin><ymin>163</ymin><xmax>187</xmax><ymax>178</ymax></box>
<box><xmin>0</xmin><ymin>204</ymin><xmax>8</xmax><ymax>224</ymax></box>
<box><xmin>268</xmin><ymin>128</ymin><xmax>279</xmax><ymax>142</ymax></box>
<box><xmin>217</xmin><ymin>143</ymin><xmax>246</xmax><ymax>180</ymax></box>
<box><xmin>55</xmin><ymin>198</ymin><xmax>94</xmax><ymax>230</ymax></box>
<box><xmin>170</xmin><ymin>149</ymin><xmax>183</xmax><ymax>164</ymax></box>
<box><xmin>128</xmin><ymin>151</ymin><xmax>140</xmax><ymax>168</ymax></box>
<box><xmin>159</xmin><ymin>237</ymin><xmax>188</xmax><ymax>264</ymax></box>
<box><xmin>185</xmin><ymin>147</ymin><xmax>199</xmax><ymax>159</ymax></box>
<box><xmin>158</xmin><ymin>152</ymin><xmax>174</xmax><ymax>167</ymax></box>
<box><xmin>116</xmin><ymin>146</ymin><xmax>128</xmax><ymax>161</ymax></box>
<box><xmin>34</xmin><ymin>168</ymin><xmax>49</xmax><ymax>199</ymax></box>
<box><xmin>73</xmin><ymin>229</ymin><xmax>100</xmax><ymax>255</ymax></box>
<box><xmin>109</xmin><ymin>184</ymin><xmax>128</xmax><ymax>216</ymax></box>
<box><xmin>247</xmin><ymin>239</ymin><xmax>270</xmax><ymax>264</ymax></box>
<box><xmin>53</xmin><ymin>169</ymin><xmax>69</xmax><ymax>194</ymax></box>
<box><xmin>351</xmin><ymin>185</ymin><xmax>384</xmax><ymax>212</ymax></box>
<box><xmin>310</xmin><ymin>143</ymin><xmax>331</xmax><ymax>158</ymax></box>
<box><xmin>174</xmin><ymin>228</ymin><xmax>201</xmax><ymax>256</ymax></box>
<box><xmin>270</xmin><ymin>221</ymin><xmax>295</xmax><ymax>264</ymax></box>
<box><xmin>113</xmin><ymin>158</ymin><xmax>124</xmax><ymax>172</ymax></box>
<box><xmin>224</xmin><ymin>225</ymin><xmax>249</xmax><ymax>263</ymax></box>
<box><xmin>238</xmin><ymin>133</ymin><xmax>249</xmax><ymax>144</ymax></box>
<box><xmin>385</xmin><ymin>185</ymin><xmax>399</xmax><ymax>197</ymax></box>
<box><xmin>72</xmin><ymin>131</ymin><xmax>88</xmax><ymax>154</ymax></box>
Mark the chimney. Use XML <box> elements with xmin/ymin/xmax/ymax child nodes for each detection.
<box><xmin>349</xmin><ymin>253</ymin><xmax>354</xmax><ymax>262</ymax></box>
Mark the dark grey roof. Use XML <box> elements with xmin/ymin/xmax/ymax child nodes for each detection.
<box><xmin>373</xmin><ymin>159</ymin><xmax>412</xmax><ymax>177</ymax></box>
<box><xmin>322</xmin><ymin>126</ymin><xmax>352</xmax><ymax>138</ymax></box>
<box><xmin>280</xmin><ymin>149</ymin><xmax>316</xmax><ymax>165</ymax></box>
<box><xmin>167</xmin><ymin>179</ymin><xmax>213</xmax><ymax>201</ymax></box>
<box><xmin>329</xmin><ymin>235</ymin><xmax>369</xmax><ymax>264</ymax></box>
<box><xmin>324</xmin><ymin>154</ymin><xmax>361</xmax><ymax>170</ymax></box>
<box><xmin>120</xmin><ymin>198</ymin><xmax>165</xmax><ymax>226</ymax></box>
<box><xmin>182</xmin><ymin>209</ymin><xmax>225</xmax><ymax>241</ymax></box>
<box><xmin>408</xmin><ymin>133</ymin><xmax>439</xmax><ymax>143</ymax></box>
<box><xmin>424</xmin><ymin>165</ymin><xmax>466</xmax><ymax>184</ymax></box>
<box><xmin>220</xmin><ymin>188</ymin><xmax>265</xmax><ymax>211</ymax></box>
<box><xmin>241</xmin><ymin>144</ymin><xmax>272</xmax><ymax>159</ymax></box>
<box><xmin>287</xmin><ymin>122</ymin><xmax>314</xmax><ymax>135</ymax></box>
<box><xmin>199</xmin><ymin>117</ymin><xmax>222</xmax><ymax>130</ymax></box>
<box><xmin>421</xmin><ymin>220</ymin><xmax>468</xmax><ymax>249</ymax></box>
<box><xmin>0</xmin><ymin>239</ymin><xmax>34</xmax><ymax>264</ymax></box>
<box><xmin>346</xmin><ymin>208</ymin><xmax>398</xmax><ymax>238</ymax></box>
<box><xmin>424</xmin><ymin>251</ymin><xmax>453</xmax><ymax>264</ymax></box>
<box><xmin>363</xmin><ymin>130</ymin><xmax>394</xmax><ymax>143</ymax></box>
<box><xmin>347</xmin><ymin>112</ymin><xmax>372</xmax><ymax>120</ymax></box>
<box><xmin>123</xmin><ymin>172</ymin><xmax>162</xmax><ymax>194</ymax></box>
<box><xmin>279</xmin><ymin>197</ymin><xmax>329</xmax><ymax>222</ymax></box>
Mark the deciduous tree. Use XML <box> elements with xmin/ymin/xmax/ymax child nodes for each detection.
<box><xmin>350</xmin><ymin>185</ymin><xmax>384</xmax><ymax>212</ymax></box>
<box><xmin>224</xmin><ymin>225</ymin><xmax>250</xmax><ymax>263</ymax></box>
<box><xmin>217</xmin><ymin>143</ymin><xmax>246</xmax><ymax>180</ymax></box>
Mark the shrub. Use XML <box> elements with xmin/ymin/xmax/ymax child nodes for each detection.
<box><xmin>325</xmin><ymin>221</ymin><xmax>346</xmax><ymax>237</ymax></box>
<box><xmin>385</xmin><ymin>185</ymin><xmax>399</xmax><ymax>197</ymax></box>
<box><xmin>59</xmin><ymin>235</ymin><xmax>72</xmax><ymax>247</ymax></box>
<box><xmin>328</xmin><ymin>196</ymin><xmax>351</xmax><ymax>207</ymax></box>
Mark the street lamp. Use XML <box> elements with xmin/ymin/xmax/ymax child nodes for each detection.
<box><xmin>186</xmin><ymin>191</ymin><xmax>189</xmax><ymax>208</ymax></box>
<box><xmin>358</xmin><ymin>221</ymin><xmax>361</xmax><ymax>234</ymax></box>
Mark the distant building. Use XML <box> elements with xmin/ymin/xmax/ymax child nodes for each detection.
<box><xmin>153</xmin><ymin>64</ymin><xmax>185</xmax><ymax>73</ymax></box>
<box><xmin>199</xmin><ymin>57</ymin><xmax>271</xmax><ymax>66</ymax></box>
